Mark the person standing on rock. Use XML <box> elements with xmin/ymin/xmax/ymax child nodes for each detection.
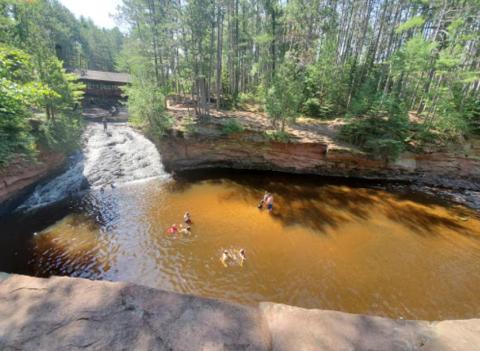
<box><xmin>102</xmin><ymin>116</ymin><xmax>108</xmax><ymax>132</ymax></box>
<box><xmin>266</xmin><ymin>193</ymin><xmax>274</xmax><ymax>212</ymax></box>
<box><xmin>184</xmin><ymin>211</ymin><xmax>192</xmax><ymax>224</ymax></box>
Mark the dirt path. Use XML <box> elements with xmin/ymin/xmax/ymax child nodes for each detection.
<box><xmin>167</xmin><ymin>102</ymin><xmax>357</xmax><ymax>150</ymax></box>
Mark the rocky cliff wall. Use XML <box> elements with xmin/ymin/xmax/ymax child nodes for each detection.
<box><xmin>0</xmin><ymin>151</ymin><xmax>66</xmax><ymax>216</ymax></box>
<box><xmin>158</xmin><ymin>124</ymin><xmax>480</xmax><ymax>191</ymax></box>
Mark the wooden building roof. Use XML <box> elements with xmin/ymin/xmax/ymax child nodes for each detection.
<box><xmin>74</xmin><ymin>69</ymin><xmax>131</xmax><ymax>84</ymax></box>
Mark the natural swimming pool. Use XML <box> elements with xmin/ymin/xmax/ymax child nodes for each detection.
<box><xmin>1</xmin><ymin>170</ymin><xmax>479</xmax><ymax>321</ymax></box>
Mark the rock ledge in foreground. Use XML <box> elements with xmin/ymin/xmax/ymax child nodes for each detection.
<box><xmin>0</xmin><ymin>274</ymin><xmax>271</xmax><ymax>351</ymax></box>
<box><xmin>1</xmin><ymin>274</ymin><xmax>479</xmax><ymax>351</ymax></box>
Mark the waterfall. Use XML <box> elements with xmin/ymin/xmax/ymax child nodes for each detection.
<box><xmin>19</xmin><ymin>123</ymin><xmax>170</xmax><ymax>210</ymax></box>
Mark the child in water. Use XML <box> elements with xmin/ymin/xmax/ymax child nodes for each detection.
<box><xmin>220</xmin><ymin>250</ymin><xmax>230</xmax><ymax>267</ymax></box>
<box><xmin>239</xmin><ymin>249</ymin><xmax>246</xmax><ymax>267</ymax></box>
<box><xmin>258</xmin><ymin>191</ymin><xmax>269</xmax><ymax>209</ymax></box>
<box><xmin>179</xmin><ymin>225</ymin><xmax>191</xmax><ymax>235</ymax></box>
<box><xmin>220</xmin><ymin>249</ymin><xmax>246</xmax><ymax>267</ymax></box>
<box><xmin>184</xmin><ymin>211</ymin><xmax>192</xmax><ymax>224</ymax></box>
<box><xmin>166</xmin><ymin>224</ymin><xmax>178</xmax><ymax>234</ymax></box>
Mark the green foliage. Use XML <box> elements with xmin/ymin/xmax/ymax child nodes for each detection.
<box><xmin>238</xmin><ymin>92</ymin><xmax>261</xmax><ymax>106</ymax></box>
<box><xmin>37</xmin><ymin>113</ymin><xmax>84</xmax><ymax>153</ymax></box>
<box><xmin>0</xmin><ymin>46</ymin><xmax>37</xmax><ymax>165</ymax></box>
<box><xmin>302</xmin><ymin>98</ymin><xmax>321</xmax><ymax>117</ymax></box>
<box><xmin>222</xmin><ymin>119</ymin><xmax>244</xmax><ymax>135</ymax></box>
<box><xmin>264</xmin><ymin>130</ymin><xmax>291</xmax><ymax>142</ymax></box>
<box><xmin>340</xmin><ymin>95</ymin><xmax>409</xmax><ymax>160</ymax></box>
<box><xmin>265</xmin><ymin>56</ymin><xmax>303</xmax><ymax>131</ymax></box>
<box><xmin>395</xmin><ymin>16</ymin><xmax>425</xmax><ymax>33</ymax></box>
<box><xmin>37</xmin><ymin>56</ymin><xmax>85</xmax><ymax>119</ymax></box>
<box><xmin>464</xmin><ymin>97</ymin><xmax>480</xmax><ymax>135</ymax></box>
<box><xmin>125</xmin><ymin>79</ymin><xmax>173</xmax><ymax>137</ymax></box>
<box><xmin>0</xmin><ymin>44</ymin><xmax>85</xmax><ymax>166</ymax></box>
<box><xmin>180</xmin><ymin>114</ymin><xmax>197</xmax><ymax>137</ymax></box>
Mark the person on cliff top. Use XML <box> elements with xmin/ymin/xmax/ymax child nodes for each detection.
<box><xmin>184</xmin><ymin>211</ymin><xmax>192</xmax><ymax>224</ymax></box>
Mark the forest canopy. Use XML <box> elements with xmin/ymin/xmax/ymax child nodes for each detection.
<box><xmin>0</xmin><ymin>0</ymin><xmax>124</xmax><ymax>165</ymax></box>
<box><xmin>1</xmin><ymin>0</ymin><xmax>480</xmax><ymax>164</ymax></box>
<box><xmin>117</xmin><ymin>0</ymin><xmax>479</xmax><ymax>158</ymax></box>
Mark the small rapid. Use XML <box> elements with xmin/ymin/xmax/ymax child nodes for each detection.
<box><xmin>20</xmin><ymin>123</ymin><xmax>169</xmax><ymax>210</ymax></box>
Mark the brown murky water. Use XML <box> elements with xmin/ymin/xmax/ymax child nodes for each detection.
<box><xmin>2</xmin><ymin>172</ymin><xmax>480</xmax><ymax>320</ymax></box>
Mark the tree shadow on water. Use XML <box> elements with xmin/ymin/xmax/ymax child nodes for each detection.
<box><xmin>215</xmin><ymin>175</ymin><xmax>478</xmax><ymax>239</ymax></box>
<box><xmin>163</xmin><ymin>169</ymin><xmax>478</xmax><ymax>239</ymax></box>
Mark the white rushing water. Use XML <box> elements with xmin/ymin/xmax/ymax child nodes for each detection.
<box><xmin>20</xmin><ymin>123</ymin><xmax>170</xmax><ymax>210</ymax></box>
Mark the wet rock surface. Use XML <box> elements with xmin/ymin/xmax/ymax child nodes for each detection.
<box><xmin>0</xmin><ymin>274</ymin><xmax>479</xmax><ymax>351</ymax></box>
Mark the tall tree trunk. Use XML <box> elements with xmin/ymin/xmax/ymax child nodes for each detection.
<box><xmin>216</xmin><ymin>3</ymin><xmax>223</xmax><ymax>110</ymax></box>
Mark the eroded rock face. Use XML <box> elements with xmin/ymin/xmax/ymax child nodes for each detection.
<box><xmin>157</xmin><ymin>126</ymin><xmax>480</xmax><ymax>191</ymax></box>
<box><xmin>0</xmin><ymin>151</ymin><xmax>66</xmax><ymax>216</ymax></box>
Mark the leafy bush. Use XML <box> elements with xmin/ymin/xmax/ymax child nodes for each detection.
<box><xmin>303</xmin><ymin>97</ymin><xmax>321</xmax><ymax>116</ymax></box>
<box><xmin>340</xmin><ymin>94</ymin><xmax>409</xmax><ymax>161</ymax></box>
<box><xmin>238</xmin><ymin>92</ymin><xmax>255</xmax><ymax>105</ymax></box>
<box><xmin>302</xmin><ymin>97</ymin><xmax>334</xmax><ymax>118</ymax></box>
<box><xmin>264</xmin><ymin>130</ymin><xmax>290</xmax><ymax>142</ymax></box>
<box><xmin>37</xmin><ymin>114</ymin><xmax>84</xmax><ymax>153</ymax></box>
<box><xmin>265</xmin><ymin>57</ymin><xmax>303</xmax><ymax>131</ymax></box>
<box><xmin>464</xmin><ymin>97</ymin><xmax>480</xmax><ymax>135</ymax></box>
<box><xmin>181</xmin><ymin>115</ymin><xmax>197</xmax><ymax>137</ymax></box>
<box><xmin>220</xmin><ymin>94</ymin><xmax>235</xmax><ymax>110</ymax></box>
<box><xmin>0</xmin><ymin>46</ymin><xmax>38</xmax><ymax>165</ymax></box>
<box><xmin>125</xmin><ymin>79</ymin><xmax>173</xmax><ymax>137</ymax></box>
<box><xmin>340</xmin><ymin>117</ymin><xmax>408</xmax><ymax>160</ymax></box>
<box><xmin>222</xmin><ymin>118</ymin><xmax>244</xmax><ymax>135</ymax></box>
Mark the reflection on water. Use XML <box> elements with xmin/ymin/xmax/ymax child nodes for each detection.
<box><xmin>1</xmin><ymin>172</ymin><xmax>480</xmax><ymax>320</ymax></box>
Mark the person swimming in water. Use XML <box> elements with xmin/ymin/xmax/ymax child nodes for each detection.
<box><xmin>179</xmin><ymin>225</ymin><xmax>191</xmax><ymax>235</ymax></box>
<box><xmin>220</xmin><ymin>250</ymin><xmax>231</xmax><ymax>267</ymax></box>
<box><xmin>239</xmin><ymin>249</ymin><xmax>246</xmax><ymax>267</ymax></box>
<box><xmin>166</xmin><ymin>224</ymin><xmax>178</xmax><ymax>234</ymax></box>
<box><xmin>258</xmin><ymin>191</ymin><xmax>269</xmax><ymax>209</ymax></box>
<box><xmin>184</xmin><ymin>211</ymin><xmax>192</xmax><ymax>224</ymax></box>
<box><xmin>220</xmin><ymin>248</ymin><xmax>246</xmax><ymax>267</ymax></box>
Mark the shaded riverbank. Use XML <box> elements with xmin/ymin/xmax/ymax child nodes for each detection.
<box><xmin>1</xmin><ymin>273</ymin><xmax>479</xmax><ymax>351</ymax></box>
